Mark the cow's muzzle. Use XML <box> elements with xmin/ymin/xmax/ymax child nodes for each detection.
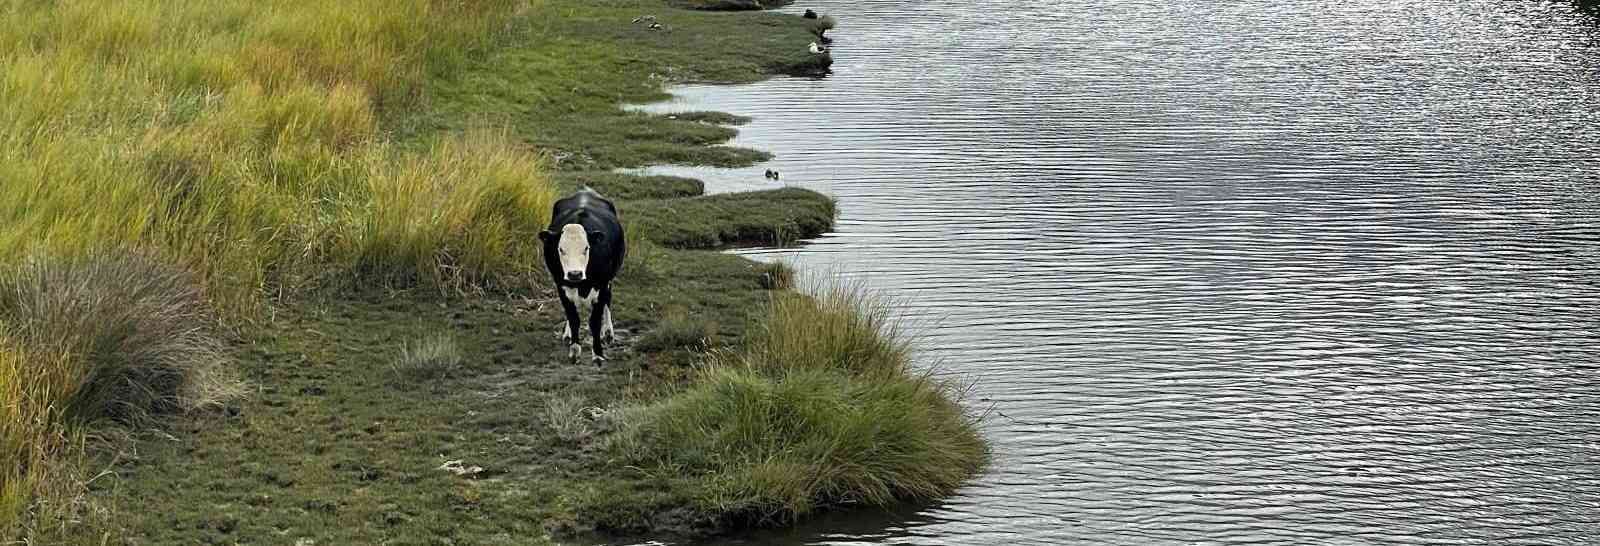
<box><xmin>565</xmin><ymin>270</ymin><xmax>585</xmax><ymax>282</ymax></box>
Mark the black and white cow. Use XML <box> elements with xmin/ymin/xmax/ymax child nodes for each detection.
<box><xmin>539</xmin><ymin>188</ymin><xmax>626</xmax><ymax>365</ymax></box>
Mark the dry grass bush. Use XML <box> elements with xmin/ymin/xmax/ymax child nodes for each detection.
<box><xmin>0</xmin><ymin>251</ymin><xmax>243</xmax><ymax>536</ymax></box>
<box><xmin>0</xmin><ymin>252</ymin><xmax>240</xmax><ymax>423</ymax></box>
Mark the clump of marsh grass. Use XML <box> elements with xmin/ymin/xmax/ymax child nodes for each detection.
<box><xmin>541</xmin><ymin>395</ymin><xmax>599</xmax><ymax>444</ymax></box>
<box><xmin>619</xmin><ymin>221</ymin><xmax>663</xmax><ymax>282</ymax></box>
<box><xmin>809</xmin><ymin>15</ymin><xmax>837</xmax><ymax>43</ymax></box>
<box><xmin>635</xmin><ymin>308</ymin><xmax>719</xmax><ymax>353</ymax></box>
<box><xmin>0</xmin><ymin>251</ymin><xmax>241</xmax><ymax>535</ymax></box>
<box><xmin>0</xmin><ymin>251</ymin><xmax>240</xmax><ymax>422</ymax></box>
<box><xmin>754</xmin><ymin>260</ymin><xmax>795</xmax><ymax>290</ymax></box>
<box><xmin>391</xmin><ymin>333</ymin><xmax>464</xmax><ymax>381</ymax></box>
<box><xmin>609</xmin><ymin>282</ymin><xmax>987</xmax><ymax>525</ymax></box>
<box><xmin>741</xmin><ymin>283</ymin><xmax>912</xmax><ymax>377</ymax></box>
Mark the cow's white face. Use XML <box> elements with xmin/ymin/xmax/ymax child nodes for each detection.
<box><xmin>557</xmin><ymin>224</ymin><xmax>590</xmax><ymax>282</ymax></box>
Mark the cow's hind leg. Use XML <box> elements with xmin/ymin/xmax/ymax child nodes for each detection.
<box><xmin>557</xmin><ymin>288</ymin><xmax>582</xmax><ymax>363</ymax></box>
<box><xmin>589</xmin><ymin>286</ymin><xmax>613</xmax><ymax>365</ymax></box>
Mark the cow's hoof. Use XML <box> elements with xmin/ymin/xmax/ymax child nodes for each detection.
<box><xmin>567</xmin><ymin>343</ymin><xmax>582</xmax><ymax>363</ymax></box>
<box><xmin>591</xmin><ymin>354</ymin><xmax>607</xmax><ymax>367</ymax></box>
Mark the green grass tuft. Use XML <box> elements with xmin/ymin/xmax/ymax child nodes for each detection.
<box><xmin>635</xmin><ymin>307</ymin><xmax>720</xmax><ymax>352</ymax></box>
<box><xmin>541</xmin><ymin>395</ymin><xmax>599</xmax><ymax>444</ymax></box>
<box><xmin>606</xmin><ymin>284</ymin><xmax>987</xmax><ymax>526</ymax></box>
<box><xmin>391</xmin><ymin>333</ymin><xmax>464</xmax><ymax>381</ymax></box>
<box><xmin>755</xmin><ymin>261</ymin><xmax>796</xmax><ymax>290</ymax></box>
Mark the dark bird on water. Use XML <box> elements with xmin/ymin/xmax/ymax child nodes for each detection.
<box><xmin>764</xmin><ymin>169</ymin><xmax>780</xmax><ymax>181</ymax></box>
<box><xmin>803</xmin><ymin>9</ymin><xmax>818</xmax><ymax>19</ymax></box>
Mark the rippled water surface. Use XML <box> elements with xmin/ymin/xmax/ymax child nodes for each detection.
<box><xmin>632</xmin><ymin>1</ymin><xmax>1600</xmax><ymax>544</ymax></box>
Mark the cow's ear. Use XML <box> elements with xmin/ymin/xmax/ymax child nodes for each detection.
<box><xmin>588</xmin><ymin>230</ymin><xmax>605</xmax><ymax>244</ymax></box>
<box><xmin>538</xmin><ymin>230</ymin><xmax>554</xmax><ymax>242</ymax></box>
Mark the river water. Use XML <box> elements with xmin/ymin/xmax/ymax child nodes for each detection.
<box><xmin>628</xmin><ymin>1</ymin><xmax>1600</xmax><ymax>544</ymax></box>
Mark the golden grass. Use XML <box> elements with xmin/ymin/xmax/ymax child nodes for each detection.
<box><xmin>0</xmin><ymin>0</ymin><xmax>551</xmax><ymax>310</ymax></box>
<box><xmin>0</xmin><ymin>0</ymin><xmax>553</xmax><ymax>536</ymax></box>
<box><xmin>0</xmin><ymin>341</ymin><xmax>78</xmax><ymax>529</ymax></box>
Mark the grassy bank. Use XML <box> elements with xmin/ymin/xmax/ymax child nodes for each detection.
<box><xmin>1</xmin><ymin>0</ymin><xmax>545</xmax><ymax>538</ymax></box>
<box><xmin>3</xmin><ymin>0</ymin><xmax>984</xmax><ymax>543</ymax></box>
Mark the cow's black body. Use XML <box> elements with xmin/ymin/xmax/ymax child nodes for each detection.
<box><xmin>539</xmin><ymin>189</ymin><xmax>625</xmax><ymax>364</ymax></box>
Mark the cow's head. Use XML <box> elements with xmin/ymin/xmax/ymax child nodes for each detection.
<box><xmin>540</xmin><ymin>221</ymin><xmax>605</xmax><ymax>283</ymax></box>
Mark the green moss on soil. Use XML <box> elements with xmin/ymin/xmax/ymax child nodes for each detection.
<box><xmin>86</xmin><ymin>248</ymin><xmax>780</xmax><ymax>544</ymax></box>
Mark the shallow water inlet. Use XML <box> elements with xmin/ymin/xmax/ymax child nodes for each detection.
<box><xmin>628</xmin><ymin>0</ymin><xmax>1600</xmax><ymax>544</ymax></box>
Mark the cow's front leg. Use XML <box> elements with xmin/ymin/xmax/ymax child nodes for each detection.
<box><xmin>599</xmin><ymin>286</ymin><xmax>616</xmax><ymax>345</ymax></box>
<box><xmin>557</xmin><ymin>288</ymin><xmax>582</xmax><ymax>363</ymax></box>
<box><xmin>589</xmin><ymin>286</ymin><xmax>612</xmax><ymax>365</ymax></box>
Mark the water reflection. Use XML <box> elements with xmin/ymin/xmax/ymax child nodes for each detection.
<box><xmin>630</xmin><ymin>1</ymin><xmax>1600</xmax><ymax>544</ymax></box>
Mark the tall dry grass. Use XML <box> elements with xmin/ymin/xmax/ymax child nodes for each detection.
<box><xmin>0</xmin><ymin>341</ymin><xmax>82</xmax><ymax>535</ymax></box>
<box><xmin>1</xmin><ymin>0</ymin><xmax>552</xmax><ymax>536</ymax></box>
<box><xmin>0</xmin><ymin>0</ymin><xmax>552</xmax><ymax>310</ymax></box>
